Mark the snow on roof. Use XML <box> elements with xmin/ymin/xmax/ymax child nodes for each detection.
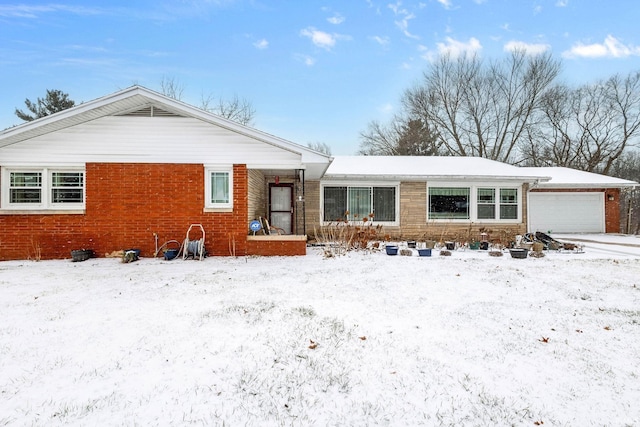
<box><xmin>324</xmin><ymin>156</ymin><xmax>549</xmax><ymax>182</ymax></box>
<box><xmin>521</xmin><ymin>167</ymin><xmax>638</xmax><ymax>188</ymax></box>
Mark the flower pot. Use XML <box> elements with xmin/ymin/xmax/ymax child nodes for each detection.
<box><xmin>445</xmin><ymin>241</ymin><xmax>455</xmax><ymax>250</ymax></box>
<box><xmin>124</xmin><ymin>248</ymin><xmax>141</xmax><ymax>258</ymax></box>
<box><xmin>71</xmin><ymin>249</ymin><xmax>94</xmax><ymax>262</ymax></box>
<box><xmin>424</xmin><ymin>240</ymin><xmax>436</xmax><ymax>249</ymax></box>
<box><xmin>509</xmin><ymin>248</ymin><xmax>528</xmax><ymax>259</ymax></box>
<box><xmin>417</xmin><ymin>248</ymin><xmax>432</xmax><ymax>257</ymax></box>
<box><xmin>407</xmin><ymin>241</ymin><xmax>416</xmax><ymax>248</ymax></box>
<box><xmin>385</xmin><ymin>245</ymin><xmax>399</xmax><ymax>256</ymax></box>
<box><xmin>469</xmin><ymin>241</ymin><xmax>480</xmax><ymax>250</ymax></box>
<box><xmin>164</xmin><ymin>249</ymin><xmax>179</xmax><ymax>260</ymax></box>
<box><xmin>479</xmin><ymin>241</ymin><xmax>489</xmax><ymax>250</ymax></box>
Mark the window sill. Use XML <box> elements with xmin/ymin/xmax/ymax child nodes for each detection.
<box><xmin>203</xmin><ymin>207</ymin><xmax>233</xmax><ymax>213</ymax></box>
<box><xmin>0</xmin><ymin>209</ymin><xmax>86</xmax><ymax>215</ymax></box>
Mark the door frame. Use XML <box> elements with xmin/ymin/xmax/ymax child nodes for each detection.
<box><xmin>269</xmin><ymin>183</ymin><xmax>294</xmax><ymax>234</ymax></box>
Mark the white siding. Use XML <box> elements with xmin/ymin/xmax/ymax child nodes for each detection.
<box><xmin>0</xmin><ymin>116</ymin><xmax>302</xmax><ymax>167</ymax></box>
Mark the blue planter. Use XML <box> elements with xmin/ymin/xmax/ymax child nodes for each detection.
<box><xmin>417</xmin><ymin>248</ymin><xmax>432</xmax><ymax>257</ymax></box>
<box><xmin>164</xmin><ymin>249</ymin><xmax>179</xmax><ymax>260</ymax></box>
<box><xmin>385</xmin><ymin>246</ymin><xmax>399</xmax><ymax>255</ymax></box>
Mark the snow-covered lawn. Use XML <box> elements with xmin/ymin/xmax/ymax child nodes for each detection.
<box><xmin>1</xmin><ymin>236</ymin><xmax>640</xmax><ymax>426</ymax></box>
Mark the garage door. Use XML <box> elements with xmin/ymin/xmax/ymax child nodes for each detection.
<box><xmin>528</xmin><ymin>192</ymin><xmax>604</xmax><ymax>233</ymax></box>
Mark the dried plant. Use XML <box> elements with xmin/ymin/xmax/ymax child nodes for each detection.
<box><xmin>314</xmin><ymin>213</ymin><xmax>383</xmax><ymax>257</ymax></box>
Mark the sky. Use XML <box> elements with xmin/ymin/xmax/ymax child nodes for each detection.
<box><xmin>2</xmin><ymin>1</ymin><xmax>640</xmax><ymax>155</ymax></box>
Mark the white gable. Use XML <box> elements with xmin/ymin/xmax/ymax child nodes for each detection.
<box><xmin>0</xmin><ymin>86</ymin><xmax>332</xmax><ymax>179</ymax></box>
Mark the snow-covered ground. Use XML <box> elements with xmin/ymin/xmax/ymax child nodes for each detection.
<box><xmin>1</xmin><ymin>234</ymin><xmax>639</xmax><ymax>426</ymax></box>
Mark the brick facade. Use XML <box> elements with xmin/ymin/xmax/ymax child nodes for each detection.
<box><xmin>0</xmin><ymin>163</ymin><xmax>305</xmax><ymax>260</ymax></box>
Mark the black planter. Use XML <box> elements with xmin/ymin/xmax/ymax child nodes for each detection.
<box><xmin>71</xmin><ymin>249</ymin><xmax>94</xmax><ymax>262</ymax></box>
<box><xmin>479</xmin><ymin>241</ymin><xmax>489</xmax><ymax>250</ymax></box>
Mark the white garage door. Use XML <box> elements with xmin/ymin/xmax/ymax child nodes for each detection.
<box><xmin>528</xmin><ymin>192</ymin><xmax>605</xmax><ymax>233</ymax></box>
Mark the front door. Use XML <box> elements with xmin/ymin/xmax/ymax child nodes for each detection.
<box><xmin>269</xmin><ymin>184</ymin><xmax>293</xmax><ymax>234</ymax></box>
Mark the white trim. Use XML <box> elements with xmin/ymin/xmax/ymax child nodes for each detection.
<box><xmin>204</xmin><ymin>166</ymin><xmax>233</xmax><ymax>209</ymax></box>
<box><xmin>1</xmin><ymin>166</ymin><xmax>85</xmax><ymax>211</ymax></box>
<box><xmin>320</xmin><ymin>181</ymin><xmax>400</xmax><ymax>226</ymax></box>
<box><xmin>426</xmin><ymin>181</ymin><xmax>523</xmax><ymax>223</ymax></box>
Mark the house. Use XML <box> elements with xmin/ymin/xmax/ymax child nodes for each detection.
<box><xmin>0</xmin><ymin>86</ymin><xmax>331</xmax><ymax>260</ymax></box>
<box><xmin>304</xmin><ymin>156</ymin><xmax>637</xmax><ymax>244</ymax></box>
<box><xmin>1</xmin><ymin>86</ymin><xmax>637</xmax><ymax>261</ymax></box>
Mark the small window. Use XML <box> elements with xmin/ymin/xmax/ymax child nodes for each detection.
<box><xmin>477</xmin><ymin>188</ymin><xmax>495</xmax><ymax>219</ymax></box>
<box><xmin>373</xmin><ymin>187</ymin><xmax>396</xmax><ymax>221</ymax></box>
<box><xmin>10</xmin><ymin>172</ymin><xmax>42</xmax><ymax>204</ymax></box>
<box><xmin>205</xmin><ymin>168</ymin><xmax>233</xmax><ymax>209</ymax></box>
<box><xmin>429</xmin><ymin>187</ymin><xmax>470</xmax><ymax>219</ymax></box>
<box><xmin>323</xmin><ymin>187</ymin><xmax>347</xmax><ymax>221</ymax></box>
<box><xmin>51</xmin><ymin>172</ymin><xmax>84</xmax><ymax>204</ymax></box>
<box><xmin>210</xmin><ymin>172</ymin><xmax>230</xmax><ymax>204</ymax></box>
<box><xmin>500</xmin><ymin>188</ymin><xmax>518</xmax><ymax>219</ymax></box>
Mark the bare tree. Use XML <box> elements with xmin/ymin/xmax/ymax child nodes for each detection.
<box><xmin>307</xmin><ymin>141</ymin><xmax>332</xmax><ymax>155</ymax></box>
<box><xmin>358</xmin><ymin>115</ymin><xmax>440</xmax><ymax>155</ymax></box>
<box><xmin>403</xmin><ymin>50</ymin><xmax>561</xmax><ymax>162</ymax></box>
<box><xmin>201</xmin><ymin>93</ymin><xmax>255</xmax><ymax>126</ymax></box>
<box><xmin>15</xmin><ymin>89</ymin><xmax>75</xmax><ymax>122</ymax></box>
<box><xmin>160</xmin><ymin>76</ymin><xmax>185</xmax><ymax>101</ymax></box>
<box><xmin>525</xmin><ymin>71</ymin><xmax>640</xmax><ymax>174</ymax></box>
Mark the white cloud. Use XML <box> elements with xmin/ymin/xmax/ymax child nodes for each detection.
<box><xmin>436</xmin><ymin>0</ymin><xmax>453</xmax><ymax>9</ymax></box>
<box><xmin>435</xmin><ymin>37</ymin><xmax>482</xmax><ymax>57</ymax></box>
<box><xmin>504</xmin><ymin>40</ymin><xmax>550</xmax><ymax>55</ymax></box>
<box><xmin>327</xmin><ymin>13</ymin><xmax>345</xmax><ymax>25</ymax></box>
<box><xmin>300</xmin><ymin>27</ymin><xmax>337</xmax><ymax>50</ymax></box>
<box><xmin>555</xmin><ymin>0</ymin><xmax>568</xmax><ymax>6</ymax></box>
<box><xmin>371</xmin><ymin>35</ymin><xmax>390</xmax><ymax>47</ymax></box>
<box><xmin>563</xmin><ymin>35</ymin><xmax>640</xmax><ymax>59</ymax></box>
<box><xmin>253</xmin><ymin>38</ymin><xmax>268</xmax><ymax>49</ymax></box>
<box><xmin>0</xmin><ymin>4</ymin><xmax>103</xmax><ymax>18</ymax></box>
<box><xmin>388</xmin><ymin>2</ymin><xmax>419</xmax><ymax>39</ymax></box>
<box><xmin>294</xmin><ymin>53</ymin><xmax>316</xmax><ymax>66</ymax></box>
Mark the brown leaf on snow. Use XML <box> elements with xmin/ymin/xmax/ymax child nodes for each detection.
<box><xmin>604</xmin><ymin>326</ymin><xmax>612</xmax><ymax>331</ymax></box>
<box><xmin>576</xmin><ymin>329</ymin><xmax>583</xmax><ymax>333</ymax></box>
<box><xmin>359</xmin><ymin>336</ymin><xmax>367</xmax><ymax>341</ymax></box>
<box><xmin>539</xmin><ymin>337</ymin><xmax>550</xmax><ymax>343</ymax></box>
<box><xmin>308</xmin><ymin>340</ymin><xmax>318</xmax><ymax>349</ymax></box>
<box><xmin>534</xmin><ymin>421</ymin><xmax>544</xmax><ymax>425</ymax></box>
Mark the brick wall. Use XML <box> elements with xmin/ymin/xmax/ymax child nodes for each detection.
<box><xmin>246</xmin><ymin>237</ymin><xmax>307</xmax><ymax>256</ymax></box>
<box><xmin>0</xmin><ymin>163</ymin><xmax>251</xmax><ymax>260</ymax></box>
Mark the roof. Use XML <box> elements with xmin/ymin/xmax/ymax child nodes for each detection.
<box><xmin>0</xmin><ymin>85</ymin><xmax>332</xmax><ymax>178</ymax></box>
<box><xmin>323</xmin><ymin>156</ymin><xmax>551</xmax><ymax>182</ymax></box>
<box><xmin>521</xmin><ymin>167</ymin><xmax>638</xmax><ymax>188</ymax></box>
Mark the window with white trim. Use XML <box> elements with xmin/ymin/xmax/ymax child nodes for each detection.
<box><xmin>204</xmin><ymin>167</ymin><xmax>233</xmax><ymax>209</ymax></box>
<box><xmin>2</xmin><ymin>168</ymin><xmax>85</xmax><ymax>210</ymax></box>
<box><xmin>322</xmin><ymin>185</ymin><xmax>397</xmax><ymax>223</ymax></box>
<box><xmin>428</xmin><ymin>184</ymin><xmax>520</xmax><ymax>222</ymax></box>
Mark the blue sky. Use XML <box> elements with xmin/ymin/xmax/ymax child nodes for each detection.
<box><xmin>2</xmin><ymin>0</ymin><xmax>640</xmax><ymax>155</ymax></box>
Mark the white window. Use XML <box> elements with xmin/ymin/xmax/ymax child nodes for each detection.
<box><xmin>322</xmin><ymin>183</ymin><xmax>399</xmax><ymax>224</ymax></box>
<box><xmin>427</xmin><ymin>183</ymin><xmax>520</xmax><ymax>222</ymax></box>
<box><xmin>2</xmin><ymin>168</ymin><xmax>85</xmax><ymax>210</ymax></box>
<box><xmin>204</xmin><ymin>167</ymin><xmax>233</xmax><ymax>209</ymax></box>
